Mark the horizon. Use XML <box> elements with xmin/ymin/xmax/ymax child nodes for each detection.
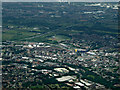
<box><xmin>1</xmin><ymin>0</ymin><xmax>120</xmax><ymax>2</ymax></box>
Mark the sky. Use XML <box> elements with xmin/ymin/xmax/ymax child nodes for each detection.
<box><xmin>1</xmin><ymin>0</ymin><xmax>120</xmax><ymax>2</ymax></box>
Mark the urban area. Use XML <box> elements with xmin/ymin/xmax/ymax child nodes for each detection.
<box><xmin>2</xmin><ymin>2</ymin><xmax>120</xmax><ymax>89</ymax></box>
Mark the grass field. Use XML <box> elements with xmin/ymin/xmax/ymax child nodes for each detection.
<box><xmin>2</xmin><ymin>29</ymin><xmax>37</xmax><ymax>41</ymax></box>
<box><xmin>48</xmin><ymin>35</ymin><xmax>71</xmax><ymax>41</ymax></box>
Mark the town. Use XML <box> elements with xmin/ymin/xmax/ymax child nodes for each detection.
<box><xmin>2</xmin><ymin>2</ymin><xmax>120</xmax><ymax>89</ymax></box>
<box><xmin>2</xmin><ymin>32</ymin><xmax>119</xmax><ymax>89</ymax></box>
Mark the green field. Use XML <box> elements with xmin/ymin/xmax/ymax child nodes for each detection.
<box><xmin>2</xmin><ymin>30</ymin><xmax>37</xmax><ymax>41</ymax></box>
